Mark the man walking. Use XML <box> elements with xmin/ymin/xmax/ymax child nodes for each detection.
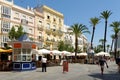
<box><xmin>41</xmin><ymin>57</ymin><xmax>47</xmax><ymax>72</ymax></box>
<box><xmin>98</xmin><ymin>56</ymin><xmax>108</xmax><ymax>75</ymax></box>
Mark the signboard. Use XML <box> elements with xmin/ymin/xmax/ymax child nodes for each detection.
<box><xmin>32</xmin><ymin>44</ymin><xmax>36</xmax><ymax>49</ymax></box>
<box><xmin>14</xmin><ymin>43</ymin><xmax>21</xmax><ymax>48</ymax></box>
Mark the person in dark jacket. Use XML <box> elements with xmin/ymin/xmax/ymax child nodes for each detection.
<box><xmin>98</xmin><ymin>56</ymin><xmax>108</xmax><ymax>75</ymax></box>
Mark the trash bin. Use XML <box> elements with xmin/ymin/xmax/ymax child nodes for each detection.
<box><xmin>63</xmin><ymin>60</ymin><xmax>68</xmax><ymax>73</ymax></box>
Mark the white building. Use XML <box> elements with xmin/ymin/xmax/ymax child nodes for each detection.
<box><xmin>64</xmin><ymin>25</ymin><xmax>89</xmax><ymax>52</ymax></box>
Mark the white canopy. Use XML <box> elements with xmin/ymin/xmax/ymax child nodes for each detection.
<box><xmin>38</xmin><ymin>49</ymin><xmax>50</xmax><ymax>54</ymax></box>
<box><xmin>31</xmin><ymin>49</ymin><xmax>40</xmax><ymax>54</ymax></box>
<box><xmin>71</xmin><ymin>53</ymin><xmax>75</xmax><ymax>56</ymax></box>
<box><xmin>69</xmin><ymin>52</ymin><xmax>87</xmax><ymax>56</ymax></box>
<box><xmin>78</xmin><ymin>53</ymin><xmax>87</xmax><ymax>56</ymax></box>
<box><xmin>62</xmin><ymin>51</ymin><xmax>71</xmax><ymax>56</ymax></box>
<box><xmin>50</xmin><ymin>50</ymin><xmax>62</xmax><ymax>55</ymax></box>
<box><xmin>95</xmin><ymin>51</ymin><xmax>110</xmax><ymax>57</ymax></box>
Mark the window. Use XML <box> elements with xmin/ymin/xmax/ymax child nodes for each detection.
<box><xmin>59</xmin><ymin>18</ymin><xmax>62</xmax><ymax>24</ymax></box>
<box><xmin>1</xmin><ymin>35</ymin><xmax>10</xmax><ymax>47</ymax></box>
<box><xmin>14</xmin><ymin>12</ymin><xmax>19</xmax><ymax>18</ymax></box>
<box><xmin>53</xmin><ymin>18</ymin><xmax>56</xmax><ymax>22</ymax></box>
<box><xmin>47</xmin><ymin>15</ymin><xmax>50</xmax><ymax>19</ymax></box>
<box><xmin>53</xmin><ymin>25</ymin><xmax>56</xmax><ymax>29</ymax></box>
<box><xmin>14</xmin><ymin>48</ymin><xmax>32</xmax><ymax>62</ymax></box>
<box><xmin>1</xmin><ymin>6</ymin><xmax>11</xmax><ymax>18</ymax></box>
<box><xmin>29</xmin><ymin>17</ymin><xmax>33</xmax><ymax>22</ymax></box>
<box><xmin>1</xmin><ymin>21</ymin><xmax>10</xmax><ymax>33</ymax></box>
<box><xmin>14</xmin><ymin>49</ymin><xmax>21</xmax><ymax>61</ymax></box>
<box><xmin>29</xmin><ymin>28</ymin><xmax>33</xmax><ymax>34</ymax></box>
<box><xmin>22</xmin><ymin>15</ymin><xmax>26</xmax><ymax>19</ymax></box>
<box><xmin>39</xmin><ymin>20</ymin><xmax>42</xmax><ymax>25</ymax></box>
<box><xmin>21</xmin><ymin>19</ymin><xmax>28</xmax><ymax>25</ymax></box>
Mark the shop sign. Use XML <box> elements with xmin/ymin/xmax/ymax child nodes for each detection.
<box><xmin>14</xmin><ymin>43</ymin><xmax>21</xmax><ymax>48</ymax></box>
<box><xmin>32</xmin><ymin>44</ymin><xmax>36</xmax><ymax>49</ymax></box>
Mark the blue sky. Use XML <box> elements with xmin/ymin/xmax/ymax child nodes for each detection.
<box><xmin>14</xmin><ymin>0</ymin><xmax>120</xmax><ymax>46</ymax></box>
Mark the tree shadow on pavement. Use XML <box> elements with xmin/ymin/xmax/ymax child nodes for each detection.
<box><xmin>88</xmin><ymin>71</ymin><xmax>120</xmax><ymax>80</ymax></box>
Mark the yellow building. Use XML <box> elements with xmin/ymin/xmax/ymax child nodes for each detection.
<box><xmin>35</xmin><ymin>5</ymin><xmax>64</xmax><ymax>50</ymax></box>
<box><xmin>0</xmin><ymin>0</ymin><xmax>65</xmax><ymax>50</ymax></box>
<box><xmin>34</xmin><ymin>9</ymin><xmax>44</xmax><ymax>48</ymax></box>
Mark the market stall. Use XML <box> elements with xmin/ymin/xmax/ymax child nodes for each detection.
<box><xmin>10</xmin><ymin>34</ymin><xmax>37</xmax><ymax>71</ymax></box>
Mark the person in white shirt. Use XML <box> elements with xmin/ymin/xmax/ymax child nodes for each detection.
<box><xmin>41</xmin><ymin>57</ymin><xmax>47</xmax><ymax>72</ymax></box>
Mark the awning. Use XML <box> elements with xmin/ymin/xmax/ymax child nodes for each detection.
<box><xmin>0</xmin><ymin>49</ymin><xmax>12</xmax><ymax>53</ymax></box>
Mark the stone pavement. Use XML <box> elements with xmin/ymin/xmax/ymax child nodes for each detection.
<box><xmin>0</xmin><ymin>61</ymin><xmax>120</xmax><ymax>80</ymax></box>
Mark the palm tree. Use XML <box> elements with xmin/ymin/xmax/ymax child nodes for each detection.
<box><xmin>90</xmin><ymin>17</ymin><xmax>100</xmax><ymax>49</ymax></box>
<box><xmin>110</xmin><ymin>21</ymin><xmax>120</xmax><ymax>59</ymax></box>
<box><xmin>70</xmin><ymin>23</ymin><xmax>90</xmax><ymax>59</ymax></box>
<box><xmin>100</xmin><ymin>10</ymin><xmax>112</xmax><ymax>52</ymax></box>
<box><xmin>110</xmin><ymin>34</ymin><xmax>115</xmax><ymax>52</ymax></box>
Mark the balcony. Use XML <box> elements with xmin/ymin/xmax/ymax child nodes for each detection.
<box><xmin>38</xmin><ymin>26</ymin><xmax>43</xmax><ymax>31</ymax></box>
<box><xmin>45</xmin><ymin>38</ymin><xmax>52</xmax><ymax>44</ymax></box>
<box><xmin>46</xmin><ymin>19</ymin><xmax>51</xmax><ymax>23</ymax></box>
<box><xmin>21</xmin><ymin>19</ymin><xmax>28</xmax><ymax>25</ymax></box>
<box><xmin>45</xmin><ymin>28</ymin><xmax>52</xmax><ymax>34</ymax></box>
<box><xmin>58</xmin><ymin>23</ymin><xmax>62</xmax><ymax>26</ymax></box>
<box><xmin>52</xmin><ymin>21</ymin><xmax>57</xmax><ymax>25</ymax></box>
<box><xmin>2</xmin><ymin>14</ymin><xmax>11</xmax><ymax>18</ymax></box>
<box><xmin>57</xmin><ymin>30</ymin><xmax>63</xmax><ymax>36</ymax></box>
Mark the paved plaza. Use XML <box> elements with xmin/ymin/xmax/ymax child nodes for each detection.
<box><xmin>0</xmin><ymin>61</ymin><xmax>120</xmax><ymax>80</ymax></box>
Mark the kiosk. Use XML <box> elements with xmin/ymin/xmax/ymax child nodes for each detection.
<box><xmin>10</xmin><ymin>34</ymin><xmax>37</xmax><ymax>71</ymax></box>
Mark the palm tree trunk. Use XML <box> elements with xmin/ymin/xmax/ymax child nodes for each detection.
<box><xmin>114</xmin><ymin>34</ymin><xmax>117</xmax><ymax>59</ymax></box>
<box><xmin>75</xmin><ymin>35</ymin><xmax>78</xmax><ymax>62</ymax></box>
<box><xmin>91</xmin><ymin>27</ymin><xmax>95</xmax><ymax>49</ymax></box>
<box><xmin>104</xmin><ymin>20</ymin><xmax>107</xmax><ymax>52</ymax></box>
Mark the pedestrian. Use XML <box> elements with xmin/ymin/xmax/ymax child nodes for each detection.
<box><xmin>98</xmin><ymin>56</ymin><xmax>108</xmax><ymax>75</ymax></box>
<box><xmin>41</xmin><ymin>57</ymin><xmax>47</xmax><ymax>72</ymax></box>
<box><xmin>62</xmin><ymin>57</ymin><xmax>68</xmax><ymax>73</ymax></box>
